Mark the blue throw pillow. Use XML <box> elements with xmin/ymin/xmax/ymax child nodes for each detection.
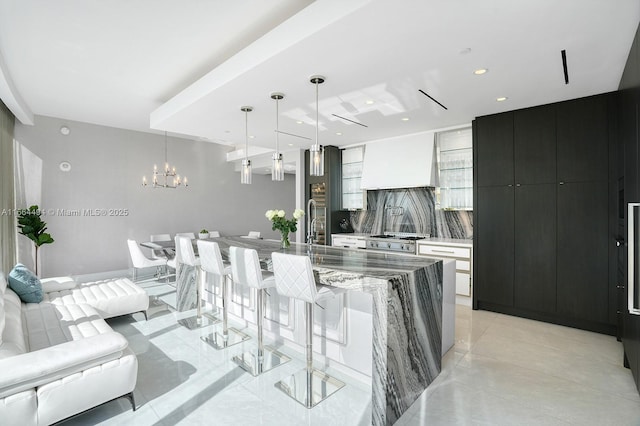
<box><xmin>8</xmin><ymin>264</ymin><xmax>43</xmax><ymax>303</ymax></box>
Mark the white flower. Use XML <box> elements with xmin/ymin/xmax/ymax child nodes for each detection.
<box><xmin>265</xmin><ymin>210</ymin><xmax>276</xmax><ymax>220</ymax></box>
<box><xmin>293</xmin><ymin>209</ymin><xmax>305</xmax><ymax>219</ymax></box>
<box><xmin>277</xmin><ymin>210</ymin><xmax>285</xmax><ymax>218</ymax></box>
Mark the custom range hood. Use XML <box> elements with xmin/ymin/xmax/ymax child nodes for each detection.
<box><xmin>360</xmin><ymin>131</ymin><xmax>438</xmax><ymax>190</ymax></box>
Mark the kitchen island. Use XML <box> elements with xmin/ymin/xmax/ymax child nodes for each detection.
<box><xmin>211</xmin><ymin>236</ymin><xmax>443</xmax><ymax>426</ymax></box>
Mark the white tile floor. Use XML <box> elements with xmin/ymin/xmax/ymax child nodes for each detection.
<box><xmin>60</xmin><ymin>281</ymin><xmax>640</xmax><ymax>425</ymax></box>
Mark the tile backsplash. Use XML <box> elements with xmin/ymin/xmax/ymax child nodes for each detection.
<box><xmin>349</xmin><ymin>187</ymin><xmax>473</xmax><ymax>239</ymax></box>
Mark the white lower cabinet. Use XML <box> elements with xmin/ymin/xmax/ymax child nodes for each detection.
<box><xmin>417</xmin><ymin>240</ymin><xmax>473</xmax><ymax>297</ymax></box>
<box><xmin>331</xmin><ymin>234</ymin><xmax>366</xmax><ymax>249</ymax></box>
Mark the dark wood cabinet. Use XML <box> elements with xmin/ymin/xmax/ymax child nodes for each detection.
<box><xmin>557</xmin><ymin>181</ymin><xmax>609</xmax><ymax>323</ymax></box>
<box><xmin>514</xmin><ymin>106</ymin><xmax>556</xmax><ymax>185</ymax></box>
<box><xmin>473</xmin><ymin>92</ymin><xmax>615</xmax><ymax>335</ymax></box>
<box><xmin>475</xmin><ymin>185</ymin><xmax>514</xmax><ymax>307</ymax></box>
<box><xmin>557</xmin><ymin>96</ymin><xmax>609</xmax><ymax>183</ymax></box>
<box><xmin>475</xmin><ymin>112</ymin><xmax>514</xmax><ymax>187</ymax></box>
<box><xmin>620</xmin><ymin>23</ymin><xmax>640</xmax><ymax>391</ymax></box>
<box><xmin>514</xmin><ymin>184</ymin><xmax>557</xmax><ymax>313</ymax></box>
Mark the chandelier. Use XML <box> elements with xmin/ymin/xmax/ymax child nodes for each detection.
<box><xmin>142</xmin><ymin>132</ymin><xmax>188</xmax><ymax>188</ymax></box>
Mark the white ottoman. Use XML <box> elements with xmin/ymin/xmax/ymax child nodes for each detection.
<box><xmin>41</xmin><ymin>277</ymin><xmax>149</xmax><ymax>320</ymax></box>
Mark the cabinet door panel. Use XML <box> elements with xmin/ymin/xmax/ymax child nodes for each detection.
<box><xmin>514</xmin><ymin>106</ymin><xmax>556</xmax><ymax>184</ymax></box>
<box><xmin>557</xmin><ymin>95</ymin><xmax>608</xmax><ymax>183</ymax></box>
<box><xmin>476</xmin><ymin>113</ymin><xmax>514</xmax><ymax>187</ymax></box>
<box><xmin>514</xmin><ymin>184</ymin><xmax>557</xmax><ymax>313</ymax></box>
<box><xmin>557</xmin><ymin>181</ymin><xmax>609</xmax><ymax>323</ymax></box>
<box><xmin>476</xmin><ymin>186</ymin><xmax>514</xmax><ymax>306</ymax></box>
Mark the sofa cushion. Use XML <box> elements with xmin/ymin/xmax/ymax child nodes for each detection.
<box><xmin>0</xmin><ymin>290</ymin><xmax>27</xmax><ymax>359</ymax></box>
<box><xmin>7</xmin><ymin>265</ymin><xmax>43</xmax><ymax>303</ymax></box>
<box><xmin>0</xmin><ymin>273</ymin><xmax>7</xmax><ymax>295</ymax></box>
<box><xmin>43</xmin><ymin>278</ymin><xmax>148</xmax><ymax>319</ymax></box>
<box><xmin>22</xmin><ymin>303</ymin><xmax>111</xmax><ymax>352</ymax></box>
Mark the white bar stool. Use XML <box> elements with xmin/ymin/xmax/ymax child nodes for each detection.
<box><xmin>271</xmin><ymin>252</ymin><xmax>345</xmax><ymax>408</ymax></box>
<box><xmin>198</xmin><ymin>240</ymin><xmax>250</xmax><ymax>349</ymax></box>
<box><xmin>176</xmin><ymin>236</ymin><xmax>217</xmax><ymax>329</ymax></box>
<box><xmin>229</xmin><ymin>246</ymin><xmax>290</xmax><ymax>376</ymax></box>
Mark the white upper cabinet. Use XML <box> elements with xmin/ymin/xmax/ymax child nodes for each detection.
<box><xmin>360</xmin><ymin>131</ymin><xmax>436</xmax><ymax>189</ymax></box>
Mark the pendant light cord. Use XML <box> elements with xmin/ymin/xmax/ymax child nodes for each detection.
<box><xmin>315</xmin><ymin>81</ymin><xmax>319</xmax><ymax>149</ymax></box>
<box><xmin>164</xmin><ymin>131</ymin><xmax>168</xmax><ymax>167</ymax></box>
<box><xmin>245</xmin><ymin>109</ymin><xmax>248</xmax><ymax>160</ymax></box>
<box><xmin>276</xmin><ymin>98</ymin><xmax>280</xmax><ymax>154</ymax></box>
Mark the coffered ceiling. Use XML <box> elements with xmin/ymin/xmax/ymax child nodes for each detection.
<box><xmin>1</xmin><ymin>0</ymin><xmax>639</xmax><ymax>158</ymax></box>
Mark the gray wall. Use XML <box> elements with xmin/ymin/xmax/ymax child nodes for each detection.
<box><xmin>13</xmin><ymin>116</ymin><xmax>295</xmax><ymax>277</ymax></box>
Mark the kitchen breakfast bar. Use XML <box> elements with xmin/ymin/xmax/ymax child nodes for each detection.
<box><xmin>190</xmin><ymin>236</ymin><xmax>445</xmax><ymax>426</ymax></box>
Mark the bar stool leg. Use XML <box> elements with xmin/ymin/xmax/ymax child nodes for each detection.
<box><xmin>274</xmin><ymin>300</ymin><xmax>345</xmax><ymax>408</ymax></box>
<box><xmin>202</xmin><ymin>274</ymin><xmax>250</xmax><ymax>350</ymax></box>
<box><xmin>232</xmin><ymin>288</ymin><xmax>290</xmax><ymax>376</ymax></box>
<box><xmin>178</xmin><ymin>267</ymin><xmax>219</xmax><ymax>330</ymax></box>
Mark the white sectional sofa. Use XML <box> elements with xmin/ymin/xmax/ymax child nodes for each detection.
<box><xmin>0</xmin><ymin>274</ymin><xmax>149</xmax><ymax>425</ymax></box>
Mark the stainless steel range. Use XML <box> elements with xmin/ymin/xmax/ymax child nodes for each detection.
<box><xmin>365</xmin><ymin>232</ymin><xmax>429</xmax><ymax>253</ymax></box>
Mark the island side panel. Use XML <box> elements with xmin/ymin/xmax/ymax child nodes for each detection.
<box><xmin>385</xmin><ymin>261</ymin><xmax>443</xmax><ymax>425</ymax></box>
<box><xmin>370</xmin><ymin>279</ymin><xmax>389</xmax><ymax>426</ymax></box>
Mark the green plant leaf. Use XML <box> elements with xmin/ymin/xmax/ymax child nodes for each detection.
<box><xmin>37</xmin><ymin>233</ymin><xmax>54</xmax><ymax>245</ymax></box>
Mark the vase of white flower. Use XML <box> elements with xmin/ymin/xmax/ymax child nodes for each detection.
<box><xmin>265</xmin><ymin>208</ymin><xmax>305</xmax><ymax>249</ymax></box>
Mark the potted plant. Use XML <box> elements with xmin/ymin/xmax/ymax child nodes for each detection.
<box><xmin>17</xmin><ymin>205</ymin><xmax>54</xmax><ymax>276</ymax></box>
<box><xmin>198</xmin><ymin>229</ymin><xmax>209</xmax><ymax>239</ymax></box>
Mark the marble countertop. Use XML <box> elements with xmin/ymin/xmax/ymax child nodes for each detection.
<box><xmin>213</xmin><ymin>236</ymin><xmax>440</xmax><ymax>291</ymax></box>
<box><xmin>332</xmin><ymin>233</ymin><xmax>472</xmax><ymax>246</ymax></box>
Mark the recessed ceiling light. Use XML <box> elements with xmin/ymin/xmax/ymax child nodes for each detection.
<box><xmin>401</xmin><ymin>117</ymin><xmax>410</xmax><ymax>121</ymax></box>
<box><xmin>296</xmin><ymin>120</ymin><xmax>303</xmax><ymax>124</ymax></box>
<box><xmin>474</xmin><ymin>68</ymin><xmax>488</xmax><ymax>75</ymax></box>
<box><xmin>60</xmin><ymin>126</ymin><xmax>70</xmax><ymax>135</ymax></box>
<box><xmin>249</xmin><ymin>135</ymin><xmax>255</xmax><ymax>139</ymax></box>
<box><xmin>496</xmin><ymin>97</ymin><xmax>508</xmax><ymax>102</ymax></box>
<box><xmin>336</xmin><ymin>132</ymin><xmax>342</xmax><ymax>136</ymax></box>
<box><xmin>365</xmin><ymin>100</ymin><xmax>374</xmax><ymax>105</ymax></box>
<box><xmin>288</xmin><ymin>143</ymin><xmax>293</xmax><ymax>146</ymax></box>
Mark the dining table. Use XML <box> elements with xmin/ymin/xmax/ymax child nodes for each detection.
<box><xmin>141</xmin><ymin>236</ymin><xmax>443</xmax><ymax>426</ymax></box>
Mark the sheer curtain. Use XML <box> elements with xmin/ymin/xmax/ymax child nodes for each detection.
<box><xmin>0</xmin><ymin>101</ymin><xmax>16</xmax><ymax>274</ymax></box>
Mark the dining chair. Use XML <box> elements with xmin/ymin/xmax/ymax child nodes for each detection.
<box><xmin>229</xmin><ymin>246</ymin><xmax>289</xmax><ymax>375</ymax></box>
<box><xmin>198</xmin><ymin>240</ymin><xmax>250</xmax><ymax>350</ymax></box>
<box><xmin>247</xmin><ymin>231</ymin><xmax>261</xmax><ymax>238</ymax></box>
<box><xmin>150</xmin><ymin>233</ymin><xmax>172</xmax><ymax>259</ymax></box>
<box><xmin>127</xmin><ymin>239</ymin><xmax>167</xmax><ymax>282</ymax></box>
<box><xmin>176</xmin><ymin>232</ymin><xmax>196</xmax><ymax>239</ymax></box>
<box><xmin>271</xmin><ymin>251</ymin><xmax>345</xmax><ymax>408</ymax></box>
<box><xmin>209</xmin><ymin>231</ymin><xmax>221</xmax><ymax>238</ymax></box>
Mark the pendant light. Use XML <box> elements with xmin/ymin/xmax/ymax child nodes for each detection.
<box><xmin>309</xmin><ymin>75</ymin><xmax>325</xmax><ymax>176</ymax></box>
<box><xmin>271</xmin><ymin>92</ymin><xmax>285</xmax><ymax>181</ymax></box>
<box><xmin>241</xmin><ymin>106</ymin><xmax>253</xmax><ymax>185</ymax></box>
